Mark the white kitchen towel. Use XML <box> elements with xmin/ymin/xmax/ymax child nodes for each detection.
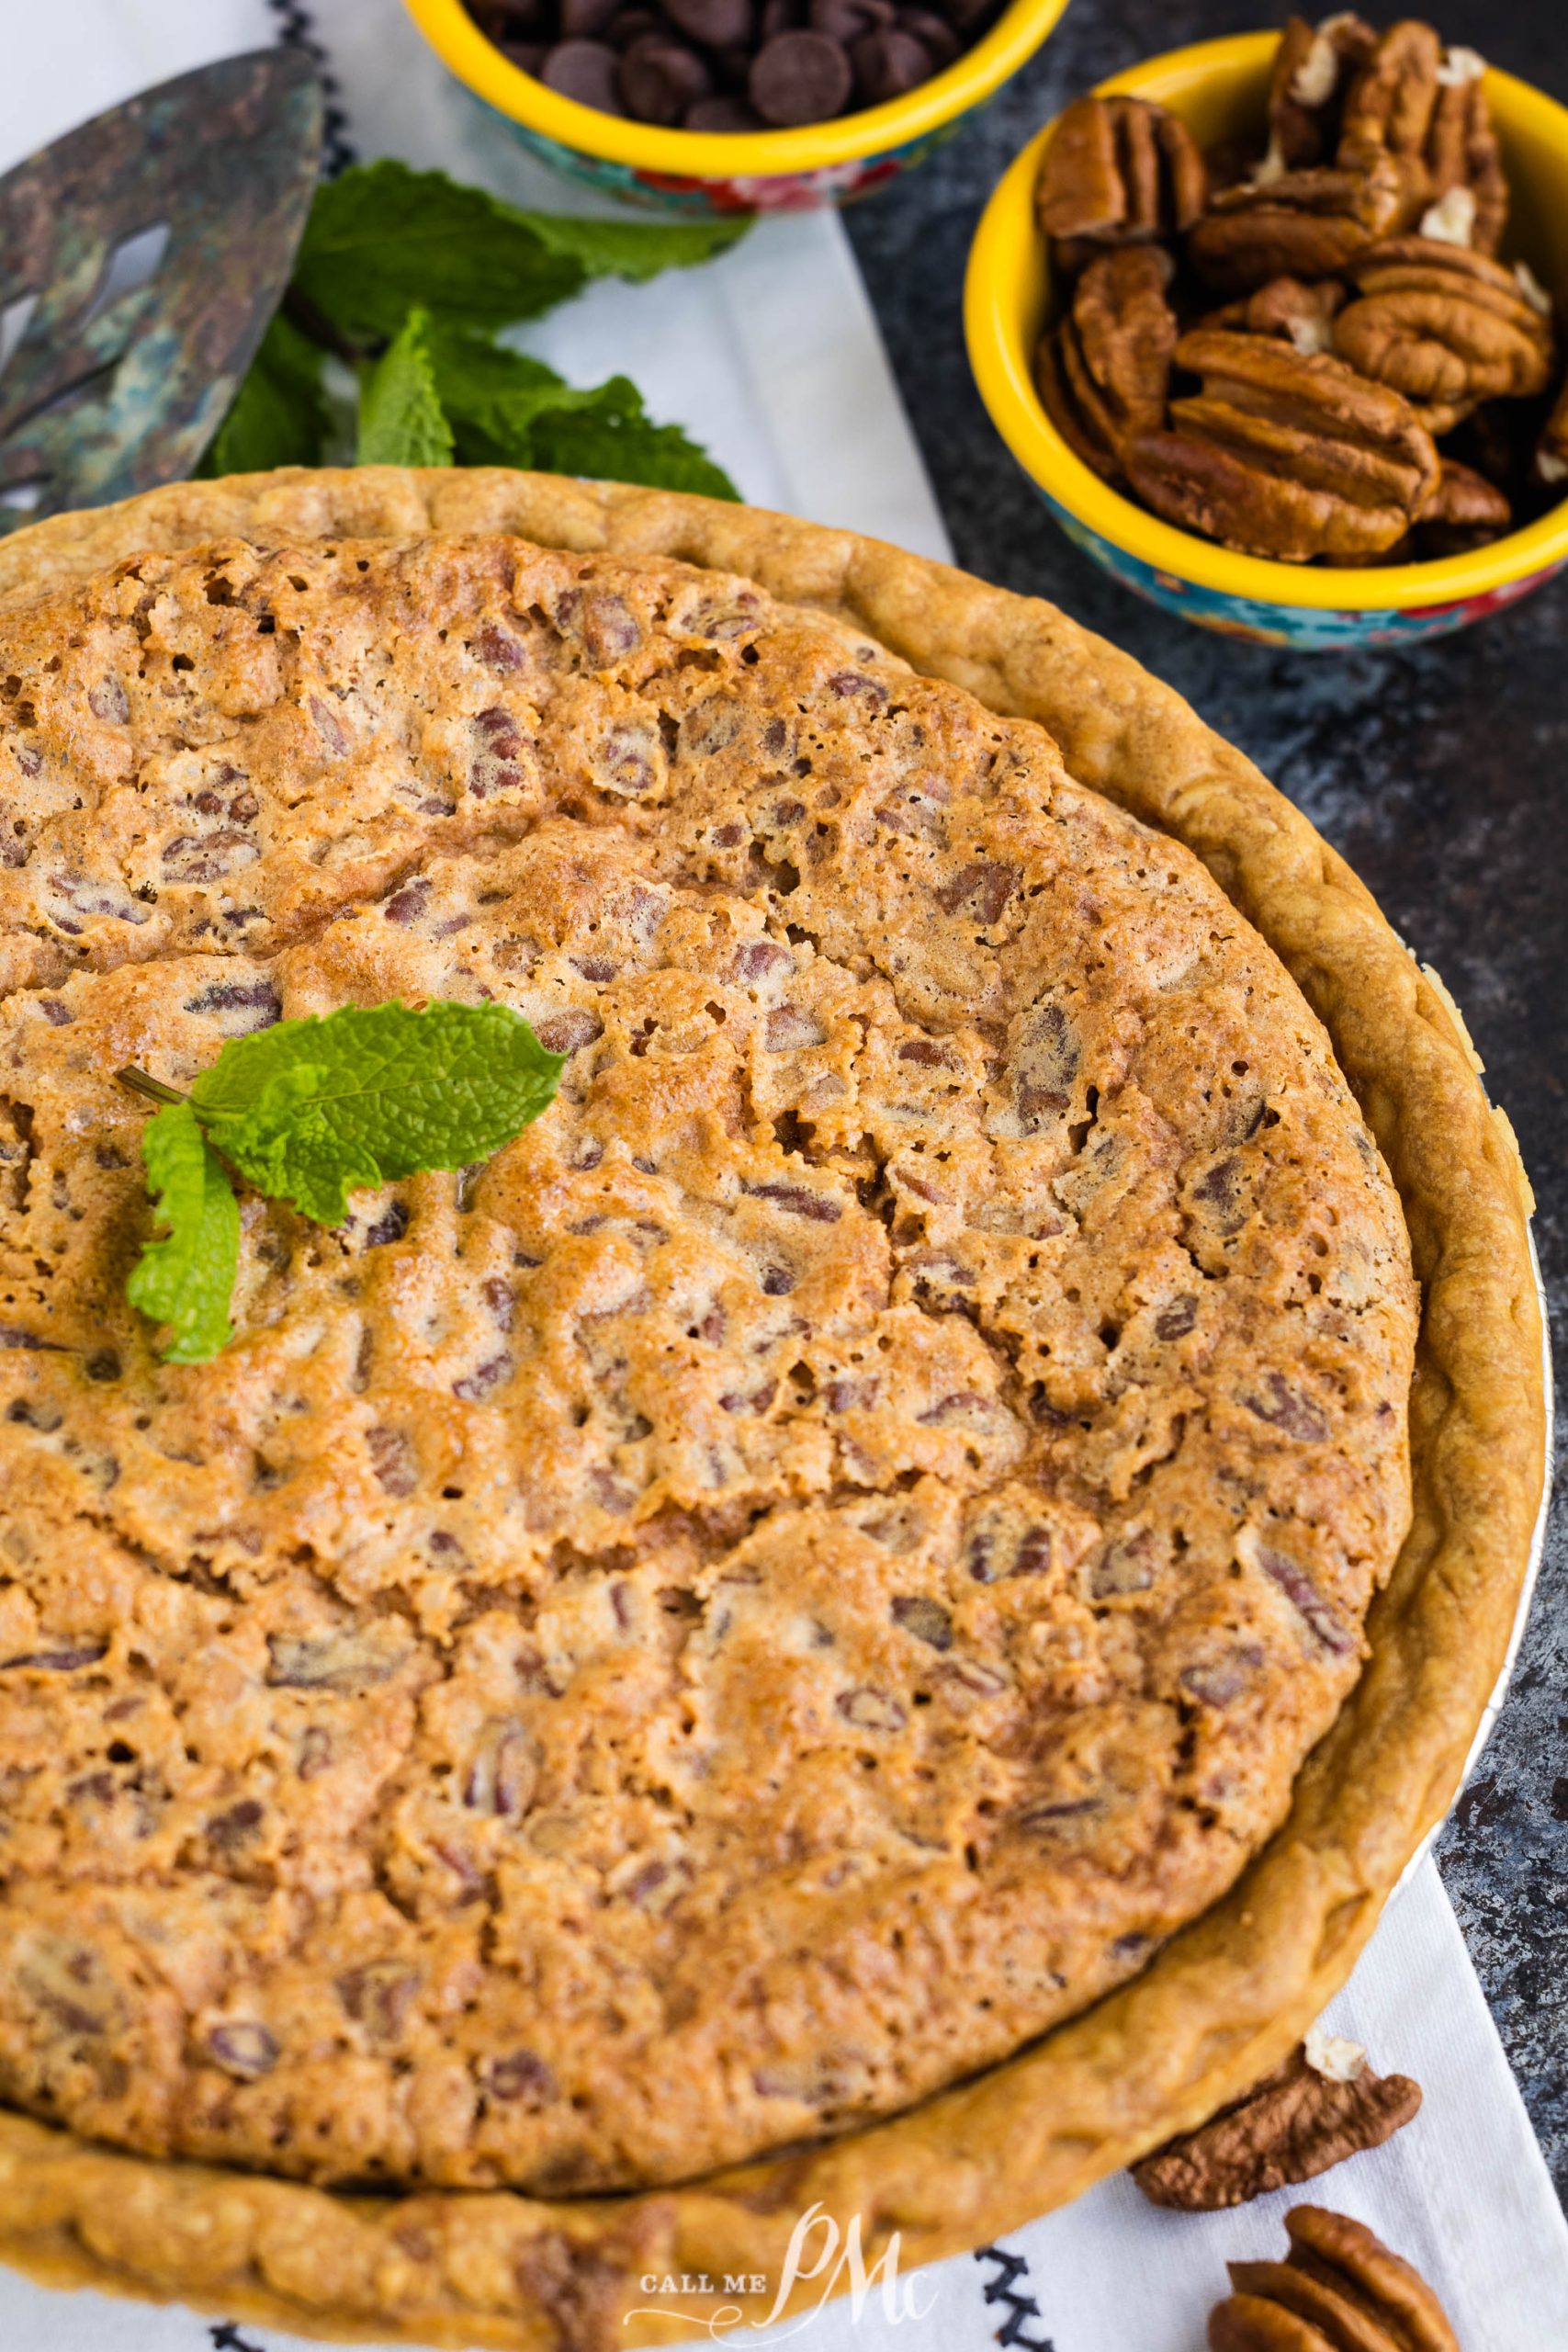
<box><xmin>1</xmin><ymin>7</ymin><xmax>1565</xmax><ymax>2349</ymax></box>
<box><xmin>0</xmin><ymin>0</ymin><xmax>950</xmax><ymax>560</ymax></box>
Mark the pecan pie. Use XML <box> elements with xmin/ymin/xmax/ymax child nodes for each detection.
<box><xmin>0</xmin><ymin>470</ymin><xmax>1543</xmax><ymax>2350</ymax></box>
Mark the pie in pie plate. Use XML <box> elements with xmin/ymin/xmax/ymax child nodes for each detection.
<box><xmin>0</xmin><ymin>469</ymin><xmax>1544</xmax><ymax>2348</ymax></box>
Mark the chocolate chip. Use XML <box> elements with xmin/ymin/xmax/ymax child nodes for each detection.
<box><xmin>809</xmin><ymin>0</ymin><xmax>891</xmax><ymax>39</ymax></box>
<box><xmin>534</xmin><ymin>1007</ymin><xmax>603</xmax><ymax>1055</ymax></box>
<box><xmin>897</xmin><ymin>6</ymin><xmax>959</xmax><ymax>64</ymax></box>
<box><xmin>608</xmin><ymin>9</ymin><xmax>662</xmax><ymax>49</ymax></box>
<box><xmin>750</xmin><ymin>28</ymin><xmax>852</xmax><ymax>124</ymax></box>
<box><xmin>337</xmin><ymin>1962</ymin><xmax>420</xmax><ymax>2040</ymax></box>
<box><xmin>760</xmin><ymin>0</ymin><xmax>804</xmax><ymax>31</ymax></box>
<box><xmin>935</xmin><ymin>857</ymin><xmax>1016</xmax><ymax>922</ymax></box>
<box><xmin>619</xmin><ymin>34</ymin><xmax>713</xmax><ymax>122</ymax></box>
<box><xmin>541</xmin><ymin>38</ymin><xmax>625</xmax><ymax>108</ymax></box>
<box><xmin>266</xmin><ymin>1631</ymin><xmax>405</xmax><ymax>1692</ymax></box>
<box><xmin>686</xmin><ymin>94</ymin><xmax>766</xmax><ymax>128</ymax></box>
<box><xmin>0</xmin><ymin>1642</ymin><xmax>107</xmax><ymax>1673</ymax></box>
<box><xmin>891</xmin><ymin>1594</ymin><xmax>953</xmax><ymax>1650</ymax></box>
<box><xmin>209</xmin><ymin>2021</ymin><xmax>277</xmax><ymax>2079</ymax></box>
<box><xmin>837</xmin><ymin>1685</ymin><xmax>907</xmax><ymax>1731</ymax></box>
<box><xmin>479</xmin><ymin>0</ymin><xmax>549</xmax><ymax>28</ymax></box>
<box><xmin>1155</xmin><ymin>1295</ymin><xmax>1198</xmax><ymax>1341</ymax></box>
<box><xmin>207</xmin><ymin>1798</ymin><xmax>265</xmax><ymax>1850</ymax></box>
<box><xmin>666</xmin><ymin>0</ymin><xmax>752</xmax><ymax>44</ymax></box>
<box><xmin>851</xmin><ymin>24</ymin><xmax>932</xmax><ymax>100</ymax></box>
<box><xmin>1090</xmin><ymin>1532</ymin><xmax>1155</xmax><ymax>1597</ymax></box>
<box><xmin>488</xmin><ymin>2048</ymin><xmax>557</xmax><ymax>2103</ymax></box>
<box><xmin>362</xmin><ymin>1201</ymin><xmax>409</xmax><ymax>1249</ymax></box>
<box><xmin>743</xmin><ymin>1179</ymin><xmax>841</xmax><ymax>1221</ymax></box>
<box><xmin>367</xmin><ymin>1426</ymin><xmax>417</xmax><ymax>1497</ymax></box>
<box><xmin>560</xmin><ymin>0</ymin><xmax>617</xmax><ymax>31</ymax></box>
<box><xmin>1242</xmin><ymin>1373</ymin><xmax>1330</xmax><ymax>1444</ymax></box>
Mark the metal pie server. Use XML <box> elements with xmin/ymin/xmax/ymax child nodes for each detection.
<box><xmin>0</xmin><ymin>48</ymin><xmax>322</xmax><ymax>531</ymax></box>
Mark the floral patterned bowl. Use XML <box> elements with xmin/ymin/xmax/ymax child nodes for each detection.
<box><xmin>964</xmin><ymin>32</ymin><xmax>1568</xmax><ymax>648</ymax></box>
<box><xmin>404</xmin><ymin>0</ymin><xmax>1069</xmax><ymax>216</ymax></box>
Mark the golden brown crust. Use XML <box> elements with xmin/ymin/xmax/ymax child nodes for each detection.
<box><xmin>0</xmin><ymin>469</ymin><xmax>1546</xmax><ymax>2352</ymax></box>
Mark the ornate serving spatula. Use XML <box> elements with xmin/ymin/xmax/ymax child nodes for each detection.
<box><xmin>0</xmin><ymin>48</ymin><xmax>322</xmax><ymax>530</ymax></box>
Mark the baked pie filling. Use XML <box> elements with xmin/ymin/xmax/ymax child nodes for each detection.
<box><xmin>0</xmin><ymin>534</ymin><xmax>1416</xmax><ymax>2192</ymax></box>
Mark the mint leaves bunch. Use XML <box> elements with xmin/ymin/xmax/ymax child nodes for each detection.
<box><xmin>125</xmin><ymin>1001</ymin><xmax>565</xmax><ymax>1363</ymax></box>
<box><xmin>204</xmin><ymin>160</ymin><xmax>743</xmax><ymax>496</ymax></box>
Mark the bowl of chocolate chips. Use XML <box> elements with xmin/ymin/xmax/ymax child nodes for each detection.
<box><xmin>965</xmin><ymin>18</ymin><xmax>1568</xmax><ymax>646</ymax></box>
<box><xmin>406</xmin><ymin>0</ymin><xmax>1067</xmax><ymax>212</ymax></box>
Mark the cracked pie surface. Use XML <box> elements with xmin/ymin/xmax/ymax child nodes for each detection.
<box><xmin>0</xmin><ymin>515</ymin><xmax>1420</xmax><ymax>2199</ymax></box>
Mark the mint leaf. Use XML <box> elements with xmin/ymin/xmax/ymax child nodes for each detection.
<box><xmin>516</xmin><ymin>211</ymin><xmax>749</xmax><ymax>284</ymax></box>
<box><xmin>357</xmin><ymin>309</ymin><xmax>454</xmax><ymax>468</ymax></box>
<box><xmin>294</xmin><ymin>163</ymin><xmax>590</xmax><ymax>345</ymax></box>
<box><xmin>292</xmin><ymin>163</ymin><xmax>745</xmax><ymax>345</ymax></box>
<box><xmin>433</xmin><ymin>331</ymin><xmax>737</xmax><ymax>500</ymax></box>
<box><xmin>528</xmin><ymin>379</ymin><xmax>739</xmax><ymax>500</ymax></box>
<box><xmin>430</xmin><ymin>332</ymin><xmax>583</xmax><ymax>447</ymax></box>
<box><xmin>126</xmin><ymin>1104</ymin><xmax>241</xmax><ymax>1365</ymax></box>
<box><xmin>189</xmin><ymin>1001</ymin><xmax>566</xmax><ymax>1227</ymax></box>
<box><xmin>200</xmin><ymin>313</ymin><xmax>329</xmax><ymax>478</ymax></box>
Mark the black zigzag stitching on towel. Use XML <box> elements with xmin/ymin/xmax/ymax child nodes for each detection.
<box><xmin>265</xmin><ymin>0</ymin><xmax>357</xmax><ymax>174</ymax></box>
<box><xmin>974</xmin><ymin>2243</ymin><xmax>1057</xmax><ymax>2351</ymax></box>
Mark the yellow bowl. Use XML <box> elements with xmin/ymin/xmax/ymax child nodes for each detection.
<box><xmin>965</xmin><ymin>31</ymin><xmax>1568</xmax><ymax>647</ymax></box>
<box><xmin>405</xmin><ymin>0</ymin><xmax>1070</xmax><ymax>215</ymax></box>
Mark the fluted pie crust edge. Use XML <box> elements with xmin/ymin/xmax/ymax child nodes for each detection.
<box><xmin>0</xmin><ymin>469</ymin><xmax>1546</xmax><ymax>2352</ymax></box>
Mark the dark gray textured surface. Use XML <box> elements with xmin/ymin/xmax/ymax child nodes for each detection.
<box><xmin>844</xmin><ymin>0</ymin><xmax>1568</xmax><ymax>2201</ymax></box>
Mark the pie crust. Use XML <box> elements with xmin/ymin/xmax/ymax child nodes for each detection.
<box><xmin>0</xmin><ymin>469</ymin><xmax>1545</xmax><ymax>2350</ymax></box>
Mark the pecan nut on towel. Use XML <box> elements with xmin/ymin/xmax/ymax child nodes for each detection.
<box><xmin>1132</xmin><ymin>2038</ymin><xmax>1421</xmax><ymax>2211</ymax></box>
<box><xmin>1266</xmin><ymin>12</ymin><xmax>1378</xmax><ymax>171</ymax></box>
<box><xmin>1037</xmin><ymin>93</ymin><xmax>1207</xmax><ymax>275</ymax></box>
<box><xmin>1124</xmin><ymin>328</ymin><xmax>1440</xmax><ymax>560</ymax></box>
<box><xmin>1208</xmin><ymin>2205</ymin><xmax>1460</xmax><ymax>2352</ymax></box>
<box><xmin>1036</xmin><ymin>246</ymin><xmax>1179</xmax><ymax>481</ymax></box>
<box><xmin>1337</xmin><ymin>19</ymin><xmax>1508</xmax><ymax>255</ymax></box>
<box><xmin>1187</xmin><ymin>152</ymin><xmax>1410</xmax><ymax>298</ymax></box>
<box><xmin>1334</xmin><ymin>237</ymin><xmax>1557</xmax><ymax>433</ymax></box>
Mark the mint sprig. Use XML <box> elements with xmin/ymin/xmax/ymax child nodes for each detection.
<box><xmin>125</xmin><ymin>1103</ymin><xmax>241</xmax><ymax>1365</ymax></box>
<box><xmin>199</xmin><ymin>160</ymin><xmax>740</xmax><ymax>497</ymax></box>
<box><xmin>123</xmin><ymin>1001</ymin><xmax>566</xmax><ymax>1362</ymax></box>
<box><xmin>358</xmin><ymin>308</ymin><xmax>454</xmax><ymax>469</ymax></box>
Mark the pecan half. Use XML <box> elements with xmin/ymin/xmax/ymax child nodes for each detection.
<box><xmin>1338</xmin><ymin>25</ymin><xmax>1506</xmax><ymax>254</ymax></box>
<box><xmin>1187</xmin><ymin>152</ymin><xmax>1409</xmax><ymax>297</ymax></box>
<box><xmin>1335</xmin><ymin>238</ymin><xmax>1556</xmax><ymax>432</ymax></box>
<box><xmin>1124</xmin><ymin>329</ymin><xmax>1439</xmax><ymax>560</ymax></box>
<box><xmin>1266</xmin><ymin>13</ymin><xmax>1377</xmax><ymax>170</ymax></box>
<box><xmin>1036</xmin><ymin>245</ymin><xmax>1179</xmax><ymax>481</ymax></box>
<box><xmin>1038</xmin><ymin>93</ymin><xmax>1207</xmax><ymax>272</ymax></box>
<box><xmin>1537</xmin><ymin>375</ymin><xmax>1568</xmax><ymax>491</ymax></box>
<box><xmin>1417</xmin><ymin>458</ymin><xmax>1512</xmax><ymax>555</ymax></box>
<box><xmin>1133</xmin><ymin>2040</ymin><xmax>1421</xmax><ymax>2210</ymax></box>
<box><xmin>1201</xmin><ymin>275</ymin><xmax>1347</xmax><ymax>356</ymax></box>
<box><xmin>1209</xmin><ymin>2205</ymin><xmax>1460</xmax><ymax>2352</ymax></box>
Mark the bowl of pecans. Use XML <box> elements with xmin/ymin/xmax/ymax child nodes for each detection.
<box><xmin>964</xmin><ymin>21</ymin><xmax>1568</xmax><ymax>647</ymax></box>
<box><xmin>405</xmin><ymin>0</ymin><xmax>1068</xmax><ymax>214</ymax></box>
